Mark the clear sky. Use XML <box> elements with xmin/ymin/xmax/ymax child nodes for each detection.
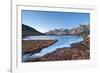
<box><xmin>22</xmin><ymin>10</ymin><xmax>90</xmax><ymax>33</ymax></box>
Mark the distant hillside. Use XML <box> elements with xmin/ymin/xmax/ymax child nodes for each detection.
<box><xmin>22</xmin><ymin>24</ymin><xmax>44</xmax><ymax>38</ymax></box>
<box><xmin>45</xmin><ymin>24</ymin><xmax>90</xmax><ymax>38</ymax></box>
<box><xmin>69</xmin><ymin>24</ymin><xmax>89</xmax><ymax>35</ymax></box>
<box><xmin>22</xmin><ymin>24</ymin><xmax>89</xmax><ymax>38</ymax></box>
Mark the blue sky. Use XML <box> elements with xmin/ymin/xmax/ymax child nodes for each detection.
<box><xmin>22</xmin><ymin>10</ymin><xmax>90</xmax><ymax>33</ymax></box>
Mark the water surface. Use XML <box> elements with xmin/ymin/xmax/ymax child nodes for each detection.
<box><xmin>22</xmin><ymin>35</ymin><xmax>83</xmax><ymax>62</ymax></box>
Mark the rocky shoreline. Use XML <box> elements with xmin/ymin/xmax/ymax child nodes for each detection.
<box><xmin>29</xmin><ymin>37</ymin><xmax>90</xmax><ymax>62</ymax></box>
<box><xmin>22</xmin><ymin>40</ymin><xmax>57</xmax><ymax>54</ymax></box>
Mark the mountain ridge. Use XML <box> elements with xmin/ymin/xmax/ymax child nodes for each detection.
<box><xmin>45</xmin><ymin>24</ymin><xmax>89</xmax><ymax>37</ymax></box>
<box><xmin>22</xmin><ymin>24</ymin><xmax>89</xmax><ymax>38</ymax></box>
<box><xmin>22</xmin><ymin>24</ymin><xmax>44</xmax><ymax>38</ymax></box>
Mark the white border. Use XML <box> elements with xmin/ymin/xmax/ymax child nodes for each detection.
<box><xmin>12</xmin><ymin>3</ymin><xmax>97</xmax><ymax>73</ymax></box>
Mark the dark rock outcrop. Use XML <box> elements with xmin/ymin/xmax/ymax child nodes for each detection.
<box><xmin>22</xmin><ymin>24</ymin><xmax>44</xmax><ymax>38</ymax></box>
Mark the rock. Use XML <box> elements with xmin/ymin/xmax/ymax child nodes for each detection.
<box><xmin>27</xmin><ymin>37</ymin><xmax>90</xmax><ymax>62</ymax></box>
<box><xmin>38</xmin><ymin>37</ymin><xmax>90</xmax><ymax>61</ymax></box>
<box><xmin>22</xmin><ymin>40</ymin><xmax>57</xmax><ymax>53</ymax></box>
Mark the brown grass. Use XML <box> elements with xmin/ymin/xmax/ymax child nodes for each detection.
<box><xmin>22</xmin><ymin>40</ymin><xmax>57</xmax><ymax>53</ymax></box>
